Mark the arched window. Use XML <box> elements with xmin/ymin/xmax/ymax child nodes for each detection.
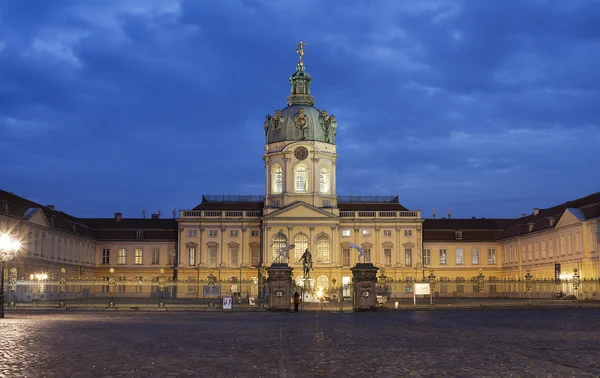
<box><xmin>316</xmin><ymin>275</ymin><xmax>329</xmax><ymax>290</ymax></box>
<box><xmin>293</xmin><ymin>233</ymin><xmax>308</xmax><ymax>261</ymax></box>
<box><xmin>316</xmin><ymin>233</ymin><xmax>331</xmax><ymax>263</ymax></box>
<box><xmin>295</xmin><ymin>164</ymin><xmax>308</xmax><ymax>192</ymax></box>
<box><xmin>319</xmin><ymin>166</ymin><xmax>330</xmax><ymax>194</ymax></box>
<box><xmin>272</xmin><ymin>232</ymin><xmax>287</xmax><ymax>262</ymax></box>
<box><xmin>271</xmin><ymin>165</ymin><xmax>283</xmax><ymax>194</ymax></box>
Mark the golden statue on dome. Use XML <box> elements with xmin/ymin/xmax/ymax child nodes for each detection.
<box><xmin>296</xmin><ymin>41</ymin><xmax>308</xmax><ymax>64</ymax></box>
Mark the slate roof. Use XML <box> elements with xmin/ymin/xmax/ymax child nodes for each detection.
<box><xmin>1</xmin><ymin>189</ymin><xmax>177</xmax><ymax>241</ymax></box>
<box><xmin>0</xmin><ymin>190</ymin><xmax>96</xmax><ymax>238</ymax></box>
<box><xmin>422</xmin><ymin>192</ymin><xmax>600</xmax><ymax>242</ymax></box>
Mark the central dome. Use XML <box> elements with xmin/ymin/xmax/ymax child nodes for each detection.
<box><xmin>264</xmin><ymin>61</ymin><xmax>337</xmax><ymax>145</ymax></box>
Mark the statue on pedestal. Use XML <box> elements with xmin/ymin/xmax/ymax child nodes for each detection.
<box><xmin>299</xmin><ymin>248</ymin><xmax>313</xmax><ymax>277</ymax></box>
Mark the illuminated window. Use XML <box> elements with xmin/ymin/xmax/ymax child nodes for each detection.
<box><xmin>272</xmin><ymin>232</ymin><xmax>288</xmax><ymax>261</ymax></box>
<box><xmin>488</xmin><ymin>248</ymin><xmax>497</xmax><ymax>264</ymax></box>
<box><xmin>439</xmin><ymin>249</ymin><xmax>447</xmax><ymax>265</ymax></box>
<box><xmin>295</xmin><ymin>164</ymin><xmax>308</xmax><ymax>192</ymax></box>
<box><xmin>316</xmin><ymin>233</ymin><xmax>330</xmax><ymax>263</ymax></box>
<box><xmin>319</xmin><ymin>166</ymin><xmax>330</xmax><ymax>194</ymax></box>
<box><xmin>423</xmin><ymin>248</ymin><xmax>431</xmax><ymax>265</ymax></box>
<box><xmin>293</xmin><ymin>233</ymin><xmax>307</xmax><ymax>261</ymax></box>
<box><xmin>118</xmin><ymin>248</ymin><xmax>127</xmax><ymax>265</ymax></box>
<box><xmin>472</xmin><ymin>248</ymin><xmax>480</xmax><ymax>264</ymax></box>
<box><xmin>316</xmin><ymin>275</ymin><xmax>329</xmax><ymax>290</ymax></box>
<box><xmin>187</xmin><ymin>247</ymin><xmax>196</xmax><ymax>266</ymax></box>
<box><xmin>455</xmin><ymin>248</ymin><xmax>463</xmax><ymax>264</ymax></box>
<box><xmin>134</xmin><ymin>248</ymin><xmax>143</xmax><ymax>265</ymax></box>
<box><xmin>272</xmin><ymin>165</ymin><xmax>283</xmax><ymax>194</ymax></box>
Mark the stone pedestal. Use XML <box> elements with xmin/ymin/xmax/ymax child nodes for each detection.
<box><xmin>266</xmin><ymin>263</ymin><xmax>293</xmax><ymax>312</ymax></box>
<box><xmin>350</xmin><ymin>263</ymin><xmax>379</xmax><ymax>312</ymax></box>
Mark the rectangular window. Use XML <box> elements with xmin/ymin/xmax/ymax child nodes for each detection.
<box><xmin>187</xmin><ymin>247</ymin><xmax>196</xmax><ymax>266</ymax></box>
<box><xmin>322</xmin><ymin>200</ymin><xmax>331</xmax><ymax>208</ymax></box>
<box><xmin>136</xmin><ymin>231</ymin><xmax>143</xmax><ymax>239</ymax></box>
<box><xmin>102</xmin><ymin>248</ymin><xmax>110</xmax><ymax>265</ymax></box>
<box><xmin>488</xmin><ymin>248</ymin><xmax>497</xmax><ymax>264</ymax></box>
<box><xmin>404</xmin><ymin>230</ymin><xmax>412</xmax><ymax>237</ymax></box>
<box><xmin>230</xmin><ymin>247</ymin><xmax>239</xmax><ymax>267</ymax></box>
<box><xmin>342</xmin><ymin>248</ymin><xmax>351</xmax><ymax>267</ymax></box>
<box><xmin>251</xmin><ymin>247</ymin><xmax>260</xmax><ymax>266</ymax></box>
<box><xmin>134</xmin><ymin>248</ymin><xmax>143</xmax><ymax>265</ymax></box>
<box><xmin>404</xmin><ymin>248</ymin><xmax>412</xmax><ymax>267</ymax></box>
<box><xmin>118</xmin><ymin>248</ymin><xmax>126</xmax><ymax>265</ymax></box>
<box><xmin>251</xmin><ymin>230</ymin><xmax>259</xmax><ymax>237</ymax></box>
<box><xmin>439</xmin><ymin>249</ymin><xmax>447</xmax><ymax>265</ymax></box>
<box><xmin>229</xmin><ymin>230</ymin><xmax>239</xmax><ymax>237</ymax></box>
<box><xmin>342</xmin><ymin>230</ymin><xmax>351</xmax><ymax>237</ymax></box>
<box><xmin>455</xmin><ymin>248</ymin><xmax>464</xmax><ymax>265</ymax></box>
<box><xmin>472</xmin><ymin>248</ymin><xmax>480</xmax><ymax>265</ymax></box>
<box><xmin>362</xmin><ymin>229</ymin><xmax>372</xmax><ymax>236</ymax></box>
<box><xmin>383</xmin><ymin>230</ymin><xmax>392</xmax><ymax>237</ymax></box>
<box><xmin>422</xmin><ymin>248</ymin><xmax>431</xmax><ymax>265</ymax></box>
<box><xmin>384</xmin><ymin>248</ymin><xmax>392</xmax><ymax>267</ymax></box>
<box><xmin>271</xmin><ymin>200</ymin><xmax>281</xmax><ymax>208</ymax></box>
<box><xmin>208</xmin><ymin>230</ymin><xmax>218</xmax><ymax>237</ymax></box>
<box><xmin>187</xmin><ymin>229</ymin><xmax>197</xmax><ymax>237</ymax></box>
<box><xmin>151</xmin><ymin>248</ymin><xmax>160</xmax><ymax>265</ymax></box>
<box><xmin>455</xmin><ymin>231</ymin><xmax>463</xmax><ymax>240</ymax></box>
<box><xmin>208</xmin><ymin>247</ymin><xmax>218</xmax><ymax>268</ymax></box>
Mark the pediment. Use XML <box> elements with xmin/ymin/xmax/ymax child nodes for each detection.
<box><xmin>22</xmin><ymin>208</ymin><xmax>51</xmax><ymax>228</ymax></box>
<box><xmin>555</xmin><ymin>208</ymin><xmax>585</xmax><ymax>229</ymax></box>
<box><xmin>264</xmin><ymin>201</ymin><xmax>338</xmax><ymax>219</ymax></box>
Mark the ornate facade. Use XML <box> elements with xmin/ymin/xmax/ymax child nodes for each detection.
<box><xmin>1</xmin><ymin>46</ymin><xmax>599</xmax><ymax>299</ymax></box>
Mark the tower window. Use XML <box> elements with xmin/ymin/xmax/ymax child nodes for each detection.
<box><xmin>320</xmin><ymin>166</ymin><xmax>330</xmax><ymax>194</ymax></box>
<box><xmin>272</xmin><ymin>165</ymin><xmax>283</xmax><ymax>194</ymax></box>
<box><xmin>295</xmin><ymin>164</ymin><xmax>308</xmax><ymax>192</ymax></box>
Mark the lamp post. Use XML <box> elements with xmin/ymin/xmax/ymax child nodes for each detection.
<box><xmin>1</xmin><ymin>233</ymin><xmax>21</xmax><ymax>318</ymax></box>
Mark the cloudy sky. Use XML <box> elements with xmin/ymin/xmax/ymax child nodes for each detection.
<box><xmin>1</xmin><ymin>0</ymin><xmax>599</xmax><ymax>218</ymax></box>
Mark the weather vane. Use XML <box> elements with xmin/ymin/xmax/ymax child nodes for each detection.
<box><xmin>296</xmin><ymin>41</ymin><xmax>308</xmax><ymax>65</ymax></box>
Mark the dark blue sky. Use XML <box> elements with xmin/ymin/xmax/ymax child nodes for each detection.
<box><xmin>1</xmin><ymin>0</ymin><xmax>599</xmax><ymax>218</ymax></box>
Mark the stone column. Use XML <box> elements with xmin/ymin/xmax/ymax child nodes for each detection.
<box><xmin>331</xmin><ymin>226</ymin><xmax>338</xmax><ymax>265</ymax></box>
<box><xmin>264</xmin><ymin>226</ymin><xmax>271</xmax><ymax>265</ymax></box>
<box><xmin>241</xmin><ymin>228</ymin><xmax>248</xmax><ymax>267</ymax></box>
<box><xmin>374</xmin><ymin>227</ymin><xmax>380</xmax><ymax>265</ymax></box>
<box><xmin>354</xmin><ymin>228</ymin><xmax>360</xmax><ymax>266</ymax></box>
<box><xmin>198</xmin><ymin>228</ymin><xmax>205</xmax><ymax>266</ymax></box>
<box><xmin>219</xmin><ymin>228</ymin><xmax>226</xmax><ymax>268</ymax></box>
<box><xmin>350</xmin><ymin>262</ymin><xmax>379</xmax><ymax>311</ymax></box>
<box><xmin>309</xmin><ymin>226</ymin><xmax>315</xmax><ymax>254</ymax></box>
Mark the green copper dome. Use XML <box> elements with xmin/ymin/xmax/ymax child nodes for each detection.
<box><xmin>264</xmin><ymin>62</ymin><xmax>338</xmax><ymax>145</ymax></box>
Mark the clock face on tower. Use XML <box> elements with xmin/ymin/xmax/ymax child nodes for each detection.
<box><xmin>294</xmin><ymin>146</ymin><xmax>309</xmax><ymax>160</ymax></box>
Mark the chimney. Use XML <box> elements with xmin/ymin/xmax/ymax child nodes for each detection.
<box><xmin>47</xmin><ymin>205</ymin><xmax>55</xmax><ymax>211</ymax></box>
<box><xmin>432</xmin><ymin>209</ymin><xmax>436</xmax><ymax>218</ymax></box>
<box><xmin>447</xmin><ymin>209</ymin><xmax>452</xmax><ymax>219</ymax></box>
<box><xmin>521</xmin><ymin>213</ymin><xmax>527</xmax><ymax>218</ymax></box>
<box><xmin>151</xmin><ymin>214</ymin><xmax>159</xmax><ymax>220</ymax></box>
<box><xmin>114</xmin><ymin>212</ymin><xmax>122</xmax><ymax>222</ymax></box>
<box><xmin>471</xmin><ymin>216</ymin><xmax>476</xmax><ymax>219</ymax></box>
<box><xmin>533</xmin><ymin>208</ymin><xmax>540</xmax><ymax>216</ymax></box>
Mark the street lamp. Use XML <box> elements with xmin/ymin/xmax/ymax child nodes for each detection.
<box><xmin>1</xmin><ymin>233</ymin><xmax>21</xmax><ymax>318</ymax></box>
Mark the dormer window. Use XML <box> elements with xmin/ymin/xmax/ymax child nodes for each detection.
<box><xmin>136</xmin><ymin>230</ymin><xmax>144</xmax><ymax>239</ymax></box>
<box><xmin>455</xmin><ymin>231</ymin><xmax>463</xmax><ymax>240</ymax></box>
<box><xmin>528</xmin><ymin>223</ymin><xmax>535</xmax><ymax>232</ymax></box>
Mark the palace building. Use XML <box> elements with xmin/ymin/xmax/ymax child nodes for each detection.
<box><xmin>1</xmin><ymin>47</ymin><xmax>599</xmax><ymax>300</ymax></box>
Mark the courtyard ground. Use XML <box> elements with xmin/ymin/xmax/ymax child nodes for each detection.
<box><xmin>1</xmin><ymin>309</ymin><xmax>599</xmax><ymax>377</ymax></box>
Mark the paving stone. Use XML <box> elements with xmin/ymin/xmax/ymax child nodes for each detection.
<box><xmin>0</xmin><ymin>310</ymin><xmax>599</xmax><ymax>377</ymax></box>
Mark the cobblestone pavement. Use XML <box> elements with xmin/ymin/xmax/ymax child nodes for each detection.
<box><xmin>1</xmin><ymin>309</ymin><xmax>599</xmax><ymax>377</ymax></box>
